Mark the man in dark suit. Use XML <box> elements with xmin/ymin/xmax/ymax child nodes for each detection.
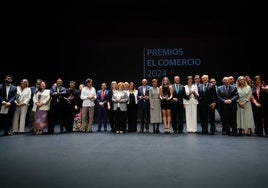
<box><xmin>96</xmin><ymin>82</ymin><xmax>109</xmax><ymax>132</ymax></box>
<box><xmin>0</xmin><ymin>75</ymin><xmax>17</xmax><ymax>136</ymax></box>
<box><xmin>137</xmin><ymin>79</ymin><xmax>150</xmax><ymax>133</ymax></box>
<box><xmin>217</xmin><ymin>76</ymin><xmax>239</xmax><ymax>136</ymax></box>
<box><xmin>48</xmin><ymin>78</ymin><xmax>67</xmax><ymax>134</ymax></box>
<box><xmin>198</xmin><ymin>75</ymin><xmax>217</xmax><ymax>134</ymax></box>
<box><xmin>171</xmin><ymin>75</ymin><xmax>187</xmax><ymax>133</ymax></box>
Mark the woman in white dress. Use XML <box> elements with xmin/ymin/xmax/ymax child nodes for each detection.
<box><xmin>183</xmin><ymin>76</ymin><xmax>199</xmax><ymax>133</ymax></box>
<box><xmin>236</xmin><ymin>76</ymin><xmax>255</xmax><ymax>136</ymax></box>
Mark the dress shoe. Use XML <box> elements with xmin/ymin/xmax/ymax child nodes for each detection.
<box><xmin>209</xmin><ymin>131</ymin><xmax>215</xmax><ymax>135</ymax></box>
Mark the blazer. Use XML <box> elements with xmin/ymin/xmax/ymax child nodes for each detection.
<box><xmin>171</xmin><ymin>83</ymin><xmax>187</xmax><ymax>107</ymax></box>
<box><xmin>137</xmin><ymin>85</ymin><xmax>150</xmax><ymax>105</ymax></box>
<box><xmin>32</xmin><ymin>89</ymin><xmax>51</xmax><ymax>111</ymax></box>
<box><xmin>217</xmin><ymin>84</ymin><xmax>239</xmax><ymax>105</ymax></box>
<box><xmin>96</xmin><ymin>89</ymin><xmax>109</xmax><ymax>105</ymax></box>
<box><xmin>0</xmin><ymin>83</ymin><xmax>17</xmax><ymax>105</ymax></box>
<box><xmin>197</xmin><ymin>83</ymin><xmax>217</xmax><ymax>105</ymax></box>
<box><xmin>112</xmin><ymin>90</ymin><xmax>128</xmax><ymax>111</ymax></box>
<box><xmin>50</xmin><ymin>86</ymin><xmax>67</xmax><ymax>107</ymax></box>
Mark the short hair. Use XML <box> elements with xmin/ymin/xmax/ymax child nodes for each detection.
<box><xmin>187</xmin><ymin>76</ymin><xmax>193</xmax><ymax>81</ymax></box>
<box><xmin>70</xmin><ymin>81</ymin><xmax>76</xmax><ymax>85</ymax></box>
<box><xmin>85</xmin><ymin>78</ymin><xmax>93</xmax><ymax>85</ymax></box>
<box><xmin>5</xmin><ymin>75</ymin><xmax>13</xmax><ymax>81</ymax></box>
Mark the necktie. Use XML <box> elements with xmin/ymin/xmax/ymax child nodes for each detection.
<box><xmin>203</xmin><ymin>84</ymin><xmax>207</xmax><ymax>92</ymax></box>
<box><xmin>175</xmin><ymin>84</ymin><xmax>179</xmax><ymax>94</ymax></box>
<box><xmin>226</xmin><ymin>85</ymin><xmax>229</xmax><ymax>94</ymax></box>
<box><xmin>101</xmin><ymin>90</ymin><xmax>105</xmax><ymax>101</ymax></box>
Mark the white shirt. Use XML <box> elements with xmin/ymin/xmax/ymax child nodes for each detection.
<box><xmin>81</xmin><ymin>86</ymin><xmax>96</xmax><ymax>107</ymax></box>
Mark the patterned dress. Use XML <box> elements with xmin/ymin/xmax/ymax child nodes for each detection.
<box><xmin>34</xmin><ymin>92</ymin><xmax>48</xmax><ymax>131</ymax></box>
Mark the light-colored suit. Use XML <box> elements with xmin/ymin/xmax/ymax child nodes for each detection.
<box><xmin>32</xmin><ymin>89</ymin><xmax>51</xmax><ymax>112</ymax></box>
<box><xmin>112</xmin><ymin>90</ymin><xmax>128</xmax><ymax>111</ymax></box>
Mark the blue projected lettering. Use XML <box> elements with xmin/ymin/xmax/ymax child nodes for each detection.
<box><xmin>146</xmin><ymin>48</ymin><xmax>184</xmax><ymax>56</ymax></box>
<box><xmin>143</xmin><ymin>48</ymin><xmax>202</xmax><ymax>78</ymax></box>
<box><xmin>147</xmin><ymin>59</ymin><xmax>201</xmax><ymax>67</ymax></box>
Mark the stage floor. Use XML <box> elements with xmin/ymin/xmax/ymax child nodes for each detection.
<box><xmin>0</xmin><ymin>123</ymin><xmax>267</xmax><ymax>188</ymax></box>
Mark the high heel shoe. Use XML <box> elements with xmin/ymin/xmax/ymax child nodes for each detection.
<box><xmin>164</xmin><ymin>128</ymin><xmax>170</xmax><ymax>134</ymax></box>
<box><xmin>240</xmin><ymin>129</ymin><xmax>245</xmax><ymax>136</ymax></box>
<box><xmin>247</xmin><ymin>128</ymin><xmax>252</xmax><ymax>136</ymax></box>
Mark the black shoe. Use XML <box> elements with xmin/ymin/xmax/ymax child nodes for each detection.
<box><xmin>139</xmin><ymin>129</ymin><xmax>144</xmax><ymax>133</ymax></box>
<box><xmin>7</xmin><ymin>131</ymin><xmax>13</xmax><ymax>136</ymax></box>
<box><xmin>209</xmin><ymin>131</ymin><xmax>215</xmax><ymax>135</ymax></box>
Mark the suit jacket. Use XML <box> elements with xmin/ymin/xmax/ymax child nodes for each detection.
<box><xmin>0</xmin><ymin>84</ymin><xmax>17</xmax><ymax>105</ymax></box>
<box><xmin>137</xmin><ymin>85</ymin><xmax>150</xmax><ymax>106</ymax></box>
<box><xmin>112</xmin><ymin>90</ymin><xmax>128</xmax><ymax>111</ymax></box>
<box><xmin>29</xmin><ymin>86</ymin><xmax>38</xmax><ymax>107</ymax></box>
<box><xmin>217</xmin><ymin>84</ymin><xmax>239</xmax><ymax>106</ymax></box>
<box><xmin>0</xmin><ymin>83</ymin><xmax>17</xmax><ymax>114</ymax></box>
<box><xmin>32</xmin><ymin>89</ymin><xmax>51</xmax><ymax>111</ymax></box>
<box><xmin>171</xmin><ymin>83</ymin><xmax>186</xmax><ymax>107</ymax></box>
<box><xmin>50</xmin><ymin>86</ymin><xmax>67</xmax><ymax>107</ymax></box>
<box><xmin>197</xmin><ymin>83</ymin><xmax>217</xmax><ymax>106</ymax></box>
<box><xmin>96</xmin><ymin>89</ymin><xmax>109</xmax><ymax>106</ymax></box>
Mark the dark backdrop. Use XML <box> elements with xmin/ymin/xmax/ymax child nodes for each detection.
<box><xmin>2</xmin><ymin>1</ymin><xmax>263</xmax><ymax>88</ymax></box>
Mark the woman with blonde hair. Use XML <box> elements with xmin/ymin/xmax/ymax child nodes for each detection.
<box><xmin>149</xmin><ymin>78</ymin><xmax>162</xmax><ymax>133</ymax></box>
<box><xmin>236</xmin><ymin>76</ymin><xmax>255</xmax><ymax>135</ymax></box>
<box><xmin>12</xmin><ymin>79</ymin><xmax>31</xmax><ymax>134</ymax></box>
<box><xmin>112</xmin><ymin>82</ymin><xmax>128</xmax><ymax>133</ymax></box>
<box><xmin>159</xmin><ymin>77</ymin><xmax>173</xmax><ymax>134</ymax></box>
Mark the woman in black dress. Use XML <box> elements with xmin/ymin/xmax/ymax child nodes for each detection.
<box><xmin>159</xmin><ymin>77</ymin><xmax>173</xmax><ymax>133</ymax></box>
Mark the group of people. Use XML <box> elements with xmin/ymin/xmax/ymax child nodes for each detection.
<box><xmin>0</xmin><ymin>74</ymin><xmax>267</xmax><ymax>136</ymax></box>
